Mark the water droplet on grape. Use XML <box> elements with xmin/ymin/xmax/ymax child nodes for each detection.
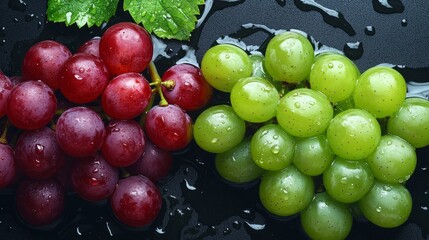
<box><xmin>340</xmin><ymin>177</ymin><xmax>348</xmax><ymax>183</ymax></box>
<box><xmin>273</xmin><ymin>135</ymin><xmax>278</xmax><ymax>139</ymax></box>
<box><xmin>376</xmin><ymin>206</ymin><xmax>382</xmax><ymax>213</ymax></box>
<box><xmin>225</xmin><ymin>53</ymin><xmax>230</xmax><ymax>59</ymax></box>
<box><xmin>328</xmin><ymin>63</ymin><xmax>334</xmax><ymax>68</ymax></box>
<box><xmin>74</xmin><ymin>74</ymin><xmax>83</xmax><ymax>80</ymax></box>
<box><xmin>211</xmin><ymin>138</ymin><xmax>219</xmax><ymax>144</ymax></box>
<box><xmin>271</xmin><ymin>145</ymin><xmax>280</xmax><ymax>154</ymax></box>
<box><xmin>35</xmin><ymin>143</ymin><xmax>44</xmax><ymax>154</ymax></box>
<box><xmin>387</xmin><ymin>140</ymin><xmax>392</xmax><ymax>146</ymax></box>
<box><xmin>226</xmin><ymin>127</ymin><xmax>232</xmax><ymax>132</ymax></box>
<box><xmin>294</xmin><ymin>102</ymin><xmax>301</xmax><ymax>108</ymax></box>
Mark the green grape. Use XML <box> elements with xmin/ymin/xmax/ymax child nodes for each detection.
<box><xmin>215</xmin><ymin>138</ymin><xmax>265</xmax><ymax>184</ymax></box>
<box><xmin>300</xmin><ymin>192</ymin><xmax>353</xmax><ymax>240</ymax></box>
<box><xmin>323</xmin><ymin>157</ymin><xmax>374</xmax><ymax>203</ymax></box>
<box><xmin>201</xmin><ymin>44</ymin><xmax>252</xmax><ymax>92</ymax></box>
<box><xmin>276</xmin><ymin>88</ymin><xmax>333</xmax><ymax>137</ymax></box>
<box><xmin>366</xmin><ymin>134</ymin><xmax>416</xmax><ymax>184</ymax></box>
<box><xmin>387</xmin><ymin>97</ymin><xmax>429</xmax><ymax>148</ymax></box>
<box><xmin>259</xmin><ymin>165</ymin><xmax>314</xmax><ymax>217</ymax></box>
<box><xmin>193</xmin><ymin>105</ymin><xmax>246</xmax><ymax>153</ymax></box>
<box><xmin>292</xmin><ymin>134</ymin><xmax>334</xmax><ymax>176</ymax></box>
<box><xmin>230</xmin><ymin>77</ymin><xmax>280</xmax><ymax>123</ymax></box>
<box><xmin>250</xmin><ymin>124</ymin><xmax>295</xmax><ymax>171</ymax></box>
<box><xmin>327</xmin><ymin>108</ymin><xmax>381</xmax><ymax>160</ymax></box>
<box><xmin>264</xmin><ymin>31</ymin><xmax>314</xmax><ymax>83</ymax></box>
<box><xmin>309</xmin><ymin>53</ymin><xmax>359</xmax><ymax>103</ymax></box>
<box><xmin>250</xmin><ymin>54</ymin><xmax>288</xmax><ymax>96</ymax></box>
<box><xmin>359</xmin><ymin>181</ymin><xmax>412</xmax><ymax>228</ymax></box>
<box><xmin>353</xmin><ymin>66</ymin><xmax>407</xmax><ymax>118</ymax></box>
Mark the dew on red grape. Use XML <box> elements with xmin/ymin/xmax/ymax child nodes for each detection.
<box><xmin>110</xmin><ymin>175</ymin><xmax>162</xmax><ymax>228</ymax></box>
<box><xmin>55</xmin><ymin>107</ymin><xmax>105</xmax><ymax>157</ymax></box>
<box><xmin>99</xmin><ymin>22</ymin><xmax>153</xmax><ymax>75</ymax></box>
<box><xmin>101</xmin><ymin>72</ymin><xmax>152</xmax><ymax>120</ymax></box>
<box><xmin>71</xmin><ymin>153</ymin><xmax>119</xmax><ymax>202</ymax></box>
<box><xmin>161</xmin><ymin>63</ymin><xmax>213</xmax><ymax>111</ymax></box>
<box><xmin>15</xmin><ymin>127</ymin><xmax>65</xmax><ymax>180</ymax></box>
<box><xmin>101</xmin><ymin>119</ymin><xmax>145</xmax><ymax>167</ymax></box>
<box><xmin>126</xmin><ymin>139</ymin><xmax>173</xmax><ymax>182</ymax></box>
<box><xmin>59</xmin><ymin>53</ymin><xmax>110</xmax><ymax>104</ymax></box>
<box><xmin>6</xmin><ymin>80</ymin><xmax>57</xmax><ymax>130</ymax></box>
<box><xmin>144</xmin><ymin>104</ymin><xmax>193</xmax><ymax>152</ymax></box>
<box><xmin>15</xmin><ymin>178</ymin><xmax>65</xmax><ymax>227</ymax></box>
<box><xmin>21</xmin><ymin>40</ymin><xmax>72</xmax><ymax>90</ymax></box>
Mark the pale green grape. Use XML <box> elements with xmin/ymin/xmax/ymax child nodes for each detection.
<box><xmin>327</xmin><ymin>108</ymin><xmax>381</xmax><ymax>160</ymax></box>
<box><xmin>353</xmin><ymin>66</ymin><xmax>407</xmax><ymax>118</ymax></box>
<box><xmin>366</xmin><ymin>134</ymin><xmax>416</xmax><ymax>184</ymax></box>
<box><xmin>215</xmin><ymin>138</ymin><xmax>265</xmax><ymax>184</ymax></box>
<box><xmin>310</xmin><ymin>53</ymin><xmax>359</xmax><ymax>103</ymax></box>
<box><xmin>292</xmin><ymin>134</ymin><xmax>334</xmax><ymax>176</ymax></box>
<box><xmin>259</xmin><ymin>165</ymin><xmax>314</xmax><ymax>217</ymax></box>
<box><xmin>201</xmin><ymin>44</ymin><xmax>252</xmax><ymax>92</ymax></box>
<box><xmin>230</xmin><ymin>77</ymin><xmax>280</xmax><ymax>123</ymax></box>
<box><xmin>323</xmin><ymin>157</ymin><xmax>374</xmax><ymax>203</ymax></box>
<box><xmin>300</xmin><ymin>192</ymin><xmax>353</xmax><ymax>240</ymax></box>
<box><xmin>387</xmin><ymin>97</ymin><xmax>429</xmax><ymax>148</ymax></box>
<box><xmin>250</xmin><ymin>124</ymin><xmax>295</xmax><ymax>171</ymax></box>
<box><xmin>276</xmin><ymin>88</ymin><xmax>333</xmax><ymax>137</ymax></box>
<box><xmin>264</xmin><ymin>31</ymin><xmax>314</xmax><ymax>83</ymax></box>
<box><xmin>359</xmin><ymin>181</ymin><xmax>412</xmax><ymax>228</ymax></box>
<box><xmin>193</xmin><ymin>105</ymin><xmax>245</xmax><ymax>153</ymax></box>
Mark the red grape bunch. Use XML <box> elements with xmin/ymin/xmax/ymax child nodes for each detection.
<box><xmin>0</xmin><ymin>22</ymin><xmax>213</xmax><ymax>229</ymax></box>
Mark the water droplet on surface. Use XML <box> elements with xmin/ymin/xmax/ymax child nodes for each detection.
<box><xmin>25</xmin><ymin>13</ymin><xmax>34</xmax><ymax>22</ymax></box>
<box><xmin>372</xmin><ymin>0</ymin><xmax>404</xmax><ymax>14</ymax></box>
<box><xmin>365</xmin><ymin>25</ymin><xmax>376</xmax><ymax>36</ymax></box>
<box><xmin>343</xmin><ymin>41</ymin><xmax>363</xmax><ymax>60</ymax></box>
<box><xmin>401</xmin><ymin>18</ymin><xmax>408</xmax><ymax>27</ymax></box>
<box><xmin>8</xmin><ymin>0</ymin><xmax>27</xmax><ymax>12</ymax></box>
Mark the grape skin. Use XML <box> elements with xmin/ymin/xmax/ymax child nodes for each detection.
<box><xmin>0</xmin><ymin>72</ymin><xmax>13</xmax><ymax>118</ymax></box>
<box><xmin>55</xmin><ymin>107</ymin><xmax>106</xmax><ymax>158</ymax></box>
<box><xmin>6</xmin><ymin>80</ymin><xmax>57</xmax><ymax>130</ymax></box>
<box><xmin>230</xmin><ymin>76</ymin><xmax>280</xmax><ymax>123</ymax></box>
<box><xmin>201</xmin><ymin>44</ymin><xmax>252</xmax><ymax>92</ymax></box>
<box><xmin>193</xmin><ymin>105</ymin><xmax>246</xmax><ymax>153</ymax></box>
<box><xmin>0</xmin><ymin>143</ymin><xmax>16</xmax><ymax>189</ymax></box>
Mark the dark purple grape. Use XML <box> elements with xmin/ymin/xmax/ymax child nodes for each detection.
<box><xmin>0</xmin><ymin>71</ymin><xmax>13</xmax><ymax>118</ymax></box>
<box><xmin>15</xmin><ymin>178</ymin><xmax>65</xmax><ymax>227</ymax></box>
<box><xmin>126</xmin><ymin>139</ymin><xmax>173</xmax><ymax>182</ymax></box>
<box><xmin>0</xmin><ymin>143</ymin><xmax>16</xmax><ymax>189</ymax></box>
<box><xmin>101</xmin><ymin>120</ymin><xmax>145</xmax><ymax>167</ymax></box>
<box><xmin>6</xmin><ymin>80</ymin><xmax>57</xmax><ymax>130</ymax></box>
<box><xmin>15</xmin><ymin>127</ymin><xmax>65</xmax><ymax>180</ymax></box>
<box><xmin>59</xmin><ymin>53</ymin><xmax>110</xmax><ymax>104</ymax></box>
<box><xmin>55</xmin><ymin>107</ymin><xmax>105</xmax><ymax>157</ymax></box>
<box><xmin>21</xmin><ymin>40</ymin><xmax>72</xmax><ymax>90</ymax></box>
<box><xmin>110</xmin><ymin>175</ymin><xmax>161</xmax><ymax>228</ymax></box>
<box><xmin>144</xmin><ymin>104</ymin><xmax>193</xmax><ymax>151</ymax></box>
<box><xmin>71</xmin><ymin>153</ymin><xmax>119</xmax><ymax>202</ymax></box>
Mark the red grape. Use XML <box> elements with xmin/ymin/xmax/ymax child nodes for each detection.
<box><xmin>55</xmin><ymin>107</ymin><xmax>105</xmax><ymax>157</ymax></box>
<box><xmin>126</xmin><ymin>139</ymin><xmax>173</xmax><ymax>182</ymax></box>
<box><xmin>99</xmin><ymin>22</ymin><xmax>153</xmax><ymax>75</ymax></box>
<box><xmin>144</xmin><ymin>104</ymin><xmax>193</xmax><ymax>151</ymax></box>
<box><xmin>77</xmin><ymin>37</ymin><xmax>101</xmax><ymax>57</ymax></box>
<box><xmin>110</xmin><ymin>175</ymin><xmax>161</xmax><ymax>228</ymax></box>
<box><xmin>101</xmin><ymin>72</ymin><xmax>152</xmax><ymax>120</ymax></box>
<box><xmin>21</xmin><ymin>40</ymin><xmax>72</xmax><ymax>90</ymax></box>
<box><xmin>71</xmin><ymin>153</ymin><xmax>119</xmax><ymax>202</ymax></box>
<box><xmin>0</xmin><ymin>71</ymin><xmax>13</xmax><ymax>118</ymax></box>
<box><xmin>161</xmin><ymin>64</ymin><xmax>213</xmax><ymax>111</ymax></box>
<box><xmin>0</xmin><ymin>143</ymin><xmax>16</xmax><ymax>189</ymax></box>
<box><xmin>15</xmin><ymin>178</ymin><xmax>65</xmax><ymax>227</ymax></box>
<box><xmin>101</xmin><ymin>119</ymin><xmax>145</xmax><ymax>167</ymax></box>
<box><xmin>59</xmin><ymin>53</ymin><xmax>110</xmax><ymax>104</ymax></box>
<box><xmin>6</xmin><ymin>80</ymin><xmax>57</xmax><ymax>130</ymax></box>
<box><xmin>15</xmin><ymin>127</ymin><xmax>65</xmax><ymax>180</ymax></box>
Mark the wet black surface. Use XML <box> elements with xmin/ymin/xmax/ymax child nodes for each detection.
<box><xmin>1</xmin><ymin>0</ymin><xmax>429</xmax><ymax>239</ymax></box>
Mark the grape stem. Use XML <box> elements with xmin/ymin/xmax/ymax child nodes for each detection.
<box><xmin>148</xmin><ymin>61</ymin><xmax>174</xmax><ymax>107</ymax></box>
<box><xmin>0</xmin><ymin>121</ymin><xmax>9</xmax><ymax>144</ymax></box>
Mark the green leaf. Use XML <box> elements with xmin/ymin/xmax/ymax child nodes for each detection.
<box><xmin>123</xmin><ymin>0</ymin><xmax>205</xmax><ymax>40</ymax></box>
<box><xmin>47</xmin><ymin>0</ymin><xmax>120</xmax><ymax>28</ymax></box>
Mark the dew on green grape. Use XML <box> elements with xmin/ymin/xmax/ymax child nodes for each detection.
<box><xmin>340</xmin><ymin>177</ymin><xmax>348</xmax><ymax>184</ymax></box>
<box><xmin>211</xmin><ymin>138</ymin><xmax>219</xmax><ymax>144</ymax></box>
<box><xmin>271</xmin><ymin>145</ymin><xmax>280</xmax><ymax>154</ymax></box>
<box><xmin>376</xmin><ymin>206</ymin><xmax>382</xmax><ymax>213</ymax></box>
<box><xmin>328</xmin><ymin>63</ymin><xmax>334</xmax><ymax>68</ymax></box>
<box><xmin>273</xmin><ymin>135</ymin><xmax>279</xmax><ymax>140</ymax></box>
<box><xmin>294</xmin><ymin>102</ymin><xmax>301</xmax><ymax>108</ymax></box>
